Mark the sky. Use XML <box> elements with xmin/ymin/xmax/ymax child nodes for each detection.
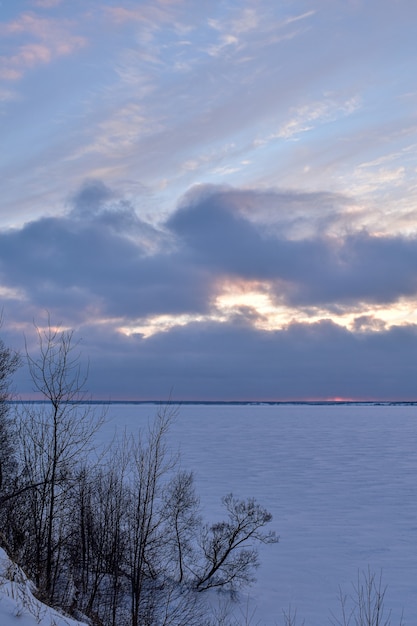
<box><xmin>1</xmin><ymin>0</ymin><xmax>417</xmax><ymax>400</ymax></box>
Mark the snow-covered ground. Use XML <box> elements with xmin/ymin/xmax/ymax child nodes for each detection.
<box><xmin>0</xmin><ymin>548</ymin><xmax>87</xmax><ymax>626</ymax></box>
<box><xmin>2</xmin><ymin>403</ymin><xmax>415</xmax><ymax>625</ymax></box>
<box><xmin>98</xmin><ymin>402</ymin><xmax>417</xmax><ymax>625</ymax></box>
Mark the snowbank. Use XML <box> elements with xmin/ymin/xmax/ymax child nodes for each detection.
<box><xmin>0</xmin><ymin>548</ymin><xmax>87</xmax><ymax>626</ymax></box>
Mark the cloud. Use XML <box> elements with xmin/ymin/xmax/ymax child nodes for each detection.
<box><xmin>0</xmin><ymin>43</ymin><xmax>53</xmax><ymax>79</ymax></box>
<box><xmin>0</xmin><ymin>181</ymin><xmax>213</xmax><ymax>323</ymax></box>
<box><xmin>206</xmin><ymin>6</ymin><xmax>315</xmax><ymax>57</ymax></box>
<box><xmin>22</xmin><ymin>317</ymin><xmax>416</xmax><ymax>401</ymax></box>
<box><xmin>168</xmin><ymin>186</ymin><xmax>417</xmax><ymax>308</ymax></box>
<box><xmin>0</xmin><ymin>13</ymin><xmax>86</xmax><ymax>80</ymax></box>
<box><xmin>68</xmin><ymin>179</ymin><xmax>115</xmax><ymax>219</ymax></box>
<box><xmin>0</xmin><ymin>87</ymin><xmax>19</xmax><ymax>103</ymax></box>
<box><xmin>31</xmin><ymin>0</ymin><xmax>63</xmax><ymax>7</ymax></box>
<box><xmin>77</xmin><ymin>104</ymin><xmax>159</xmax><ymax>160</ymax></box>
<box><xmin>1</xmin><ymin>179</ymin><xmax>417</xmax><ymax>400</ymax></box>
<box><xmin>7</xmin><ymin>310</ymin><xmax>417</xmax><ymax>402</ymax></box>
<box><xmin>103</xmin><ymin>3</ymin><xmax>181</xmax><ymax>28</ymax></box>
<box><xmin>1</xmin><ymin>181</ymin><xmax>417</xmax><ymax>331</ymax></box>
<box><xmin>272</xmin><ymin>95</ymin><xmax>361</xmax><ymax>141</ymax></box>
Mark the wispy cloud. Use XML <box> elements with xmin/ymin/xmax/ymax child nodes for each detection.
<box><xmin>258</xmin><ymin>95</ymin><xmax>361</xmax><ymax>143</ymax></box>
<box><xmin>206</xmin><ymin>6</ymin><xmax>315</xmax><ymax>58</ymax></box>
<box><xmin>283</xmin><ymin>10</ymin><xmax>316</xmax><ymax>27</ymax></box>
<box><xmin>104</xmin><ymin>3</ymin><xmax>179</xmax><ymax>27</ymax></box>
<box><xmin>104</xmin><ymin>6</ymin><xmax>148</xmax><ymax>25</ymax></box>
<box><xmin>206</xmin><ymin>7</ymin><xmax>259</xmax><ymax>56</ymax></box>
<box><xmin>0</xmin><ymin>87</ymin><xmax>19</xmax><ymax>104</ymax></box>
<box><xmin>0</xmin><ymin>13</ymin><xmax>86</xmax><ymax>80</ymax></box>
<box><xmin>31</xmin><ymin>0</ymin><xmax>64</xmax><ymax>8</ymax></box>
<box><xmin>206</xmin><ymin>33</ymin><xmax>239</xmax><ymax>58</ymax></box>
<box><xmin>0</xmin><ymin>43</ymin><xmax>52</xmax><ymax>80</ymax></box>
<box><xmin>81</xmin><ymin>103</ymin><xmax>158</xmax><ymax>157</ymax></box>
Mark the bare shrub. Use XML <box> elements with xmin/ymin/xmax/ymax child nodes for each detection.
<box><xmin>330</xmin><ymin>568</ymin><xmax>404</xmax><ymax>626</ymax></box>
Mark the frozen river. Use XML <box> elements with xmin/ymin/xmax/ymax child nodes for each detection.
<box><xmin>97</xmin><ymin>402</ymin><xmax>417</xmax><ymax>625</ymax></box>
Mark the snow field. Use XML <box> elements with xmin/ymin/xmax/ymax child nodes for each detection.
<box><xmin>97</xmin><ymin>403</ymin><xmax>417</xmax><ymax>624</ymax></box>
<box><xmin>2</xmin><ymin>402</ymin><xmax>415</xmax><ymax>625</ymax></box>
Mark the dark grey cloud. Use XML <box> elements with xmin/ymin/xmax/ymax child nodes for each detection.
<box><xmin>1</xmin><ymin>182</ymin><xmax>417</xmax><ymax>329</ymax></box>
<box><xmin>0</xmin><ymin>181</ymin><xmax>212</xmax><ymax>321</ymax></box>
<box><xmin>69</xmin><ymin>179</ymin><xmax>114</xmax><ymax>219</ymax></box>
<box><xmin>1</xmin><ymin>179</ymin><xmax>417</xmax><ymax>400</ymax></box>
<box><xmin>11</xmin><ymin>317</ymin><xmax>415</xmax><ymax>402</ymax></box>
<box><xmin>169</xmin><ymin>186</ymin><xmax>417</xmax><ymax>307</ymax></box>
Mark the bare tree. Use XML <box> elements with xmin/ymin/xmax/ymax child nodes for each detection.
<box><xmin>123</xmin><ymin>407</ymin><xmax>178</xmax><ymax>626</ymax></box>
<box><xmin>0</xmin><ymin>321</ymin><xmax>283</xmax><ymax>626</ymax></box>
<box><xmin>14</xmin><ymin>321</ymin><xmax>103</xmax><ymax>601</ymax></box>
<box><xmin>1</xmin><ymin>323</ymin><xmax>280</xmax><ymax>624</ymax></box>
<box><xmin>68</xmin><ymin>451</ymin><xmax>129</xmax><ymax>626</ymax></box>
<box><xmin>330</xmin><ymin>568</ymin><xmax>405</xmax><ymax>626</ymax></box>
<box><xmin>67</xmin><ymin>408</ymin><xmax>212</xmax><ymax>626</ymax></box>
<box><xmin>162</xmin><ymin>469</ymin><xmax>200</xmax><ymax>584</ymax></box>
<box><xmin>0</xmin><ymin>326</ymin><xmax>20</xmax><ymax>495</ymax></box>
<box><xmin>193</xmin><ymin>494</ymin><xmax>278</xmax><ymax>594</ymax></box>
<box><xmin>282</xmin><ymin>605</ymin><xmax>305</xmax><ymax>626</ymax></box>
<box><xmin>0</xmin><ymin>326</ymin><xmax>21</xmax><ymax>551</ymax></box>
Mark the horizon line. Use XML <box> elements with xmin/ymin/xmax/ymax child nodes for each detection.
<box><xmin>7</xmin><ymin>398</ymin><xmax>417</xmax><ymax>406</ymax></box>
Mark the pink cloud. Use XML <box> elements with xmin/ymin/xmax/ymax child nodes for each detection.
<box><xmin>0</xmin><ymin>12</ymin><xmax>86</xmax><ymax>80</ymax></box>
<box><xmin>104</xmin><ymin>2</ymin><xmax>182</xmax><ymax>26</ymax></box>
<box><xmin>32</xmin><ymin>0</ymin><xmax>63</xmax><ymax>7</ymax></box>
<box><xmin>0</xmin><ymin>67</ymin><xmax>21</xmax><ymax>81</ymax></box>
<box><xmin>104</xmin><ymin>7</ymin><xmax>147</xmax><ymax>24</ymax></box>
